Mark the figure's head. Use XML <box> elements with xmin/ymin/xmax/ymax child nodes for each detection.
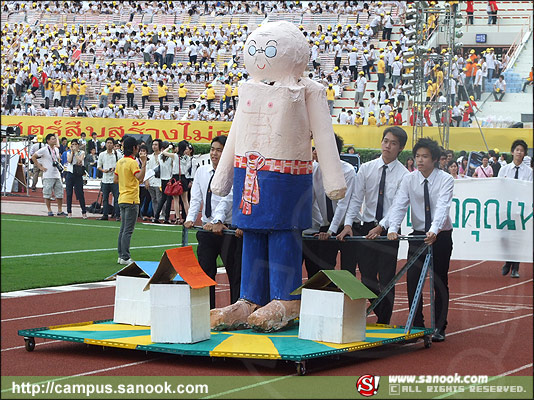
<box><xmin>244</xmin><ymin>21</ymin><xmax>309</xmax><ymax>83</ymax></box>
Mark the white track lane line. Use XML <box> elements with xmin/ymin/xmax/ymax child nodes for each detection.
<box><xmin>392</xmin><ymin>279</ymin><xmax>533</xmax><ymax>314</ymax></box>
<box><xmin>1</xmin><ymin>288</ymin><xmax>231</xmax><ymax>325</ymax></box>
<box><xmin>2</xmin><ymin>340</ymin><xmax>61</xmax><ymax>352</ymax></box>
<box><xmin>2</xmin><ymin>243</ymin><xmax>198</xmax><ymax>259</ymax></box>
<box><xmin>1</xmin><ymin>217</ymin><xmax>183</xmax><ymax>233</ymax></box>
<box><xmin>1</xmin><ymin>304</ymin><xmax>114</xmax><ymax>322</ymax></box>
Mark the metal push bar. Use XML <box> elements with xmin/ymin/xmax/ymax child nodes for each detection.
<box><xmin>181</xmin><ymin>227</ymin><xmax>434</xmax><ymax>334</ymax></box>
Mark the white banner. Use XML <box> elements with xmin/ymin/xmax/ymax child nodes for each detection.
<box><xmin>399</xmin><ymin>178</ymin><xmax>533</xmax><ymax>263</ymax></box>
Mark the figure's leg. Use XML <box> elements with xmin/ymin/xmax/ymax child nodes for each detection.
<box><xmin>239</xmin><ymin>231</ymin><xmax>269</xmax><ymax>306</ymax></box>
<box><xmin>210</xmin><ymin>231</ymin><xmax>265</xmax><ymax>330</ymax></box>
<box><xmin>247</xmin><ymin>230</ymin><xmax>303</xmax><ymax>332</ymax></box>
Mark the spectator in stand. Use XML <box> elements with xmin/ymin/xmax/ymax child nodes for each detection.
<box><xmin>140</xmin><ymin>81</ymin><xmax>152</xmax><ymax>109</ymax></box>
<box><xmin>466</xmin><ymin>1</ymin><xmax>474</xmax><ymax>25</ymax></box>
<box><xmin>493</xmin><ymin>75</ymin><xmax>506</xmax><ymax>101</ymax></box>
<box><xmin>178</xmin><ymin>83</ymin><xmax>188</xmax><ymax>109</ymax></box>
<box><xmin>157</xmin><ymin>80</ymin><xmax>168</xmax><ymax>108</ymax></box>
<box><xmin>473</xmin><ymin>154</ymin><xmax>493</xmax><ymax>178</ymax></box>
<box><xmin>126</xmin><ymin>79</ymin><xmax>136</xmax><ymax>108</ymax></box>
<box><xmin>488</xmin><ymin>1</ymin><xmax>498</xmax><ymax>25</ymax></box>
<box><xmin>498</xmin><ymin>139</ymin><xmax>533</xmax><ymax>278</ymax></box>
<box><xmin>321</xmin><ymin>82</ymin><xmax>335</xmax><ymax>114</ymax></box>
<box><xmin>111</xmin><ymin>81</ymin><xmax>122</xmax><ymax>104</ymax></box>
<box><xmin>521</xmin><ymin>67</ymin><xmax>533</xmax><ymax>92</ymax></box>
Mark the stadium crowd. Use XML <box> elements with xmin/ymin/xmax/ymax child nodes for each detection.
<box><xmin>2</xmin><ymin>1</ymin><xmax>529</xmax><ymax>126</ymax></box>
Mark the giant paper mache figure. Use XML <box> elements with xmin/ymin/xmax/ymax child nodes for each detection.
<box><xmin>210</xmin><ymin>21</ymin><xmax>346</xmax><ymax>332</ymax></box>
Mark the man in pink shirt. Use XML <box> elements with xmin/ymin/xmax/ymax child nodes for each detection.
<box><xmin>473</xmin><ymin>154</ymin><xmax>493</xmax><ymax>178</ymax></box>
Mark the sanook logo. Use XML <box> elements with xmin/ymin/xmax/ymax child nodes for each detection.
<box><xmin>356</xmin><ymin>375</ymin><xmax>380</xmax><ymax>397</ymax></box>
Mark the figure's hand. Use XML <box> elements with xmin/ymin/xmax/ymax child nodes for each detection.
<box><xmin>366</xmin><ymin>225</ymin><xmax>383</xmax><ymax>240</ymax></box>
<box><xmin>183</xmin><ymin>221</ymin><xmax>194</xmax><ymax>229</ymax></box>
<box><xmin>139</xmin><ymin>153</ymin><xmax>147</xmax><ymax>163</ymax></box>
<box><xmin>315</xmin><ymin>231</ymin><xmax>332</xmax><ymax>241</ymax></box>
<box><xmin>336</xmin><ymin>225</ymin><xmax>353</xmax><ymax>241</ymax></box>
<box><xmin>235</xmin><ymin>228</ymin><xmax>243</xmax><ymax>239</ymax></box>
<box><xmin>326</xmin><ymin>187</ymin><xmax>347</xmax><ymax>201</ymax></box>
<box><xmin>387</xmin><ymin>232</ymin><xmax>399</xmax><ymax>241</ymax></box>
<box><xmin>40</xmin><ymin>166</ymin><xmax>47</xmax><ymax>172</ymax></box>
<box><xmin>424</xmin><ymin>231</ymin><xmax>437</xmax><ymax>245</ymax></box>
<box><xmin>203</xmin><ymin>222</ymin><xmax>213</xmax><ymax>232</ymax></box>
<box><xmin>211</xmin><ymin>222</ymin><xmax>228</xmax><ymax>235</ymax></box>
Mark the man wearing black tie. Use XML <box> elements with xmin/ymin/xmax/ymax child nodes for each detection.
<box><xmin>337</xmin><ymin>126</ymin><xmax>409</xmax><ymax>325</ymax></box>
<box><xmin>497</xmin><ymin>139</ymin><xmax>532</xmax><ymax>278</ymax></box>
<box><xmin>387</xmin><ymin>137</ymin><xmax>454</xmax><ymax>342</ymax></box>
<box><xmin>302</xmin><ymin>134</ymin><xmax>357</xmax><ymax>278</ymax></box>
<box><xmin>184</xmin><ymin>136</ymin><xmax>242</xmax><ymax>309</ymax></box>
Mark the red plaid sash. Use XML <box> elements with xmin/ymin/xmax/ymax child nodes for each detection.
<box><xmin>235</xmin><ymin>153</ymin><xmax>313</xmax><ymax>216</ymax></box>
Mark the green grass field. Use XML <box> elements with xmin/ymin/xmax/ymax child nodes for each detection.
<box><xmin>1</xmin><ymin>214</ymin><xmax>199</xmax><ymax>292</ymax></box>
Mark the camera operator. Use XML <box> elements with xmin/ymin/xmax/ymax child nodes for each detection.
<box><xmin>31</xmin><ymin>134</ymin><xmax>66</xmax><ymax>217</ymax></box>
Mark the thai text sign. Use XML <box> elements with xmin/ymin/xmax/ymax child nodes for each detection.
<box><xmin>400</xmin><ymin>178</ymin><xmax>533</xmax><ymax>262</ymax></box>
<box><xmin>1</xmin><ymin>116</ymin><xmax>232</xmax><ymax>144</ymax></box>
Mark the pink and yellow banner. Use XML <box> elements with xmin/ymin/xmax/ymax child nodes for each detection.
<box><xmin>1</xmin><ymin>116</ymin><xmax>532</xmax><ymax>151</ymax></box>
<box><xmin>1</xmin><ymin>116</ymin><xmax>232</xmax><ymax>144</ymax></box>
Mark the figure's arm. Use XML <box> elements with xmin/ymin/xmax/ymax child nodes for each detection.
<box><xmin>211</xmin><ymin>119</ymin><xmax>237</xmax><ymax>197</ymax></box>
<box><xmin>305</xmin><ymin>80</ymin><xmax>347</xmax><ymax>200</ymax></box>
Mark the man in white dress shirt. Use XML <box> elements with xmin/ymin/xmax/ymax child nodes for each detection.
<box><xmin>337</xmin><ymin>126</ymin><xmax>409</xmax><ymax>325</ymax></box>
<box><xmin>184</xmin><ymin>136</ymin><xmax>242</xmax><ymax>309</ymax></box>
<box><xmin>302</xmin><ymin>134</ymin><xmax>357</xmax><ymax>279</ymax></box>
<box><xmin>498</xmin><ymin>139</ymin><xmax>533</xmax><ymax>278</ymax></box>
<box><xmin>387</xmin><ymin>138</ymin><xmax>454</xmax><ymax>342</ymax></box>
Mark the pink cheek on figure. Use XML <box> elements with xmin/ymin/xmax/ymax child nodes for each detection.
<box><xmin>267</xmin><ymin>102</ymin><xmax>273</xmax><ymax>108</ymax></box>
<box><xmin>247</xmin><ymin>100</ymin><xmax>252</xmax><ymax>106</ymax></box>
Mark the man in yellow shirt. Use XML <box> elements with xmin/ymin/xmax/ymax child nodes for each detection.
<box><xmin>126</xmin><ymin>79</ymin><xmax>136</xmax><ymax>108</ymax></box>
<box><xmin>178</xmin><ymin>83</ymin><xmax>188</xmax><ymax>109</ymax></box>
<box><xmin>368</xmin><ymin>111</ymin><xmax>377</xmax><ymax>125</ymax></box>
<box><xmin>377</xmin><ymin>54</ymin><xmax>386</xmax><ymax>92</ymax></box>
<box><xmin>231</xmin><ymin>83</ymin><xmax>239</xmax><ymax>110</ymax></box>
<box><xmin>114</xmin><ymin>136</ymin><xmax>147</xmax><ymax>265</ymax></box>
<box><xmin>78</xmin><ymin>80</ymin><xmax>88</xmax><ymax>108</ymax></box>
<box><xmin>60</xmin><ymin>79</ymin><xmax>68</xmax><ymax>107</ymax></box>
<box><xmin>224</xmin><ymin>79</ymin><xmax>232</xmax><ymax>110</ymax></box>
<box><xmin>157</xmin><ymin>80</ymin><xmax>168</xmax><ymax>108</ymax></box>
<box><xmin>112</xmin><ymin>81</ymin><xmax>122</xmax><ymax>103</ymax></box>
<box><xmin>206</xmin><ymin>83</ymin><xmax>215</xmax><ymax>109</ymax></box>
<box><xmin>141</xmin><ymin>81</ymin><xmax>152</xmax><ymax>109</ymax></box>
<box><xmin>326</xmin><ymin>83</ymin><xmax>335</xmax><ymax>115</ymax></box>
<box><xmin>378</xmin><ymin>110</ymin><xmax>387</xmax><ymax>126</ymax></box>
<box><xmin>67</xmin><ymin>79</ymin><xmax>79</xmax><ymax>109</ymax></box>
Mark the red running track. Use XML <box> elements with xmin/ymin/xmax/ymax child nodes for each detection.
<box><xmin>1</xmin><ymin>260</ymin><xmax>532</xmax><ymax>377</ymax></box>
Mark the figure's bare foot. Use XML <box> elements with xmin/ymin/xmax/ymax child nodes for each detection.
<box><xmin>247</xmin><ymin>299</ymin><xmax>301</xmax><ymax>332</ymax></box>
<box><xmin>210</xmin><ymin>299</ymin><xmax>260</xmax><ymax>331</ymax></box>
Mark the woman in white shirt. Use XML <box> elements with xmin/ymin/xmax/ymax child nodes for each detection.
<box><xmin>152</xmin><ymin>147</ymin><xmax>174</xmax><ymax>224</ymax></box>
<box><xmin>65</xmin><ymin>139</ymin><xmax>88</xmax><ymax>219</ymax></box>
<box><xmin>160</xmin><ymin>141</ymin><xmax>193</xmax><ymax>224</ymax></box>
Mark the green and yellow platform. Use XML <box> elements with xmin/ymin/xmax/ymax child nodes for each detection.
<box><xmin>19</xmin><ymin>320</ymin><xmax>432</xmax><ymax>375</ymax></box>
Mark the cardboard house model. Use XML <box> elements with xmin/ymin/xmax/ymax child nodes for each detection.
<box><xmin>144</xmin><ymin>246</ymin><xmax>216</xmax><ymax>344</ymax></box>
<box><xmin>291</xmin><ymin>270</ymin><xmax>377</xmax><ymax>344</ymax></box>
<box><xmin>106</xmin><ymin>261</ymin><xmax>167</xmax><ymax>327</ymax></box>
